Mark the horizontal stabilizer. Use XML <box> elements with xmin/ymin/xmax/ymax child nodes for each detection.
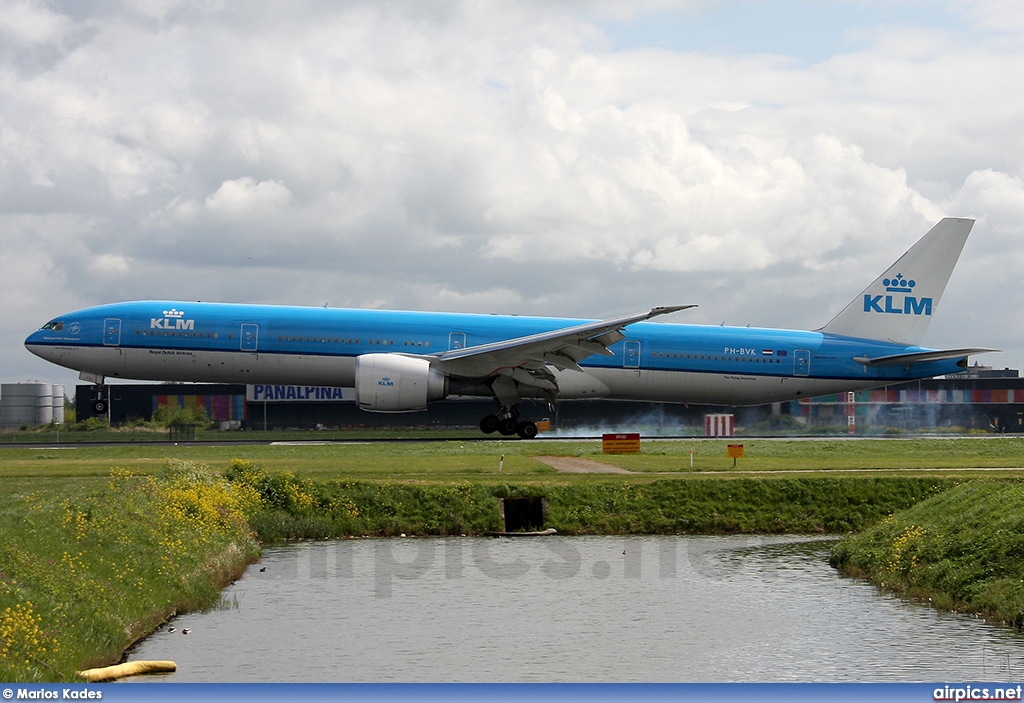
<box><xmin>853</xmin><ymin>348</ymin><xmax>997</xmax><ymax>367</ymax></box>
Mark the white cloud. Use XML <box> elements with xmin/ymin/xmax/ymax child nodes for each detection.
<box><xmin>0</xmin><ymin>1</ymin><xmax>72</xmax><ymax>46</ymax></box>
<box><xmin>204</xmin><ymin>177</ymin><xmax>293</xmax><ymax>216</ymax></box>
<box><xmin>1</xmin><ymin>0</ymin><xmax>1022</xmax><ymax>386</ymax></box>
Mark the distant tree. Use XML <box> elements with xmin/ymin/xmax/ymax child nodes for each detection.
<box><xmin>153</xmin><ymin>402</ymin><xmax>215</xmax><ymax>430</ymax></box>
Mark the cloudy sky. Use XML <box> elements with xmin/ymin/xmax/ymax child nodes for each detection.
<box><xmin>2</xmin><ymin>0</ymin><xmax>1022</xmax><ymax>394</ymax></box>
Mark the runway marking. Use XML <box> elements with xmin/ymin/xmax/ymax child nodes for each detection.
<box><xmin>534</xmin><ymin>456</ymin><xmax>634</xmax><ymax>473</ymax></box>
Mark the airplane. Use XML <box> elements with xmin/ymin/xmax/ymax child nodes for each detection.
<box><xmin>25</xmin><ymin>217</ymin><xmax>993</xmax><ymax>438</ymax></box>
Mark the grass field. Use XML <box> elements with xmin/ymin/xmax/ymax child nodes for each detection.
<box><xmin>3</xmin><ymin>436</ymin><xmax>1023</xmax><ymax>482</ymax></box>
<box><xmin>2</xmin><ymin>435</ymin><xmax>1023</xmax><ymax>681</ymax></box>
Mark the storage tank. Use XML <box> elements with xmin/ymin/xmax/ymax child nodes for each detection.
<box><xmin>1</xmin><ymin>383</ymin><xmax>56</xmax><ymax>429</ymax></box>
<box><xmin>51</xmin><ymin>384</ymin><xmax>65</xmax><ymax>425</ymax></box>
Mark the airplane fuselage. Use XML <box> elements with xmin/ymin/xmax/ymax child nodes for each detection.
<box><xmin>25</xmin><ymin>300</ymin><xmax>965</xmax><ymax>408</ymax></box>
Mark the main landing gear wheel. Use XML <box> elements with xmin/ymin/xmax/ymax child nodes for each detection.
<box><xmin>516</xmin><ymin>420</ymin><xmax>538</xmax><ymax>439</ymax></box>
<box><xmin>93</xmin><ymin>399</ymin><xmax>107</xmax><ymax>414</ymax></box>
<box><xmin>480</xmin><ymin>414</ymin><xmax>499</xmax><ymax>434</ymax></box>
<box><xmin>479</xmin><ymin>408</ymin><xmax>539</xmax><ymax>439</ymax></box>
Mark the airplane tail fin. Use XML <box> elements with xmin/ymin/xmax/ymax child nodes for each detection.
<box><xmin>819</xmin><ymin>217</ymin><xmax>974</xmax><ymax>345</ymax></box>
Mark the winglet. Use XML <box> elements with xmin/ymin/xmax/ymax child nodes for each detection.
<box><xmin>820</xmin><ymin>218</ymin><xmax>974</xmax><ymax>345</ymax></box>
<box><xmin>649</xmin><ymin>305</ymin><xmax>697</xmax><ymax>319</ymax></box>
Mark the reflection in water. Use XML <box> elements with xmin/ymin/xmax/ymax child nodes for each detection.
<box><xmin>129</xmin><ymin>536</ymin><xmax>1024</xmax><ymax>682</ymax></box>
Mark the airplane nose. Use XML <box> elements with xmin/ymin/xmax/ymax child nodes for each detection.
<box><xmin>25</xmin><ymin>329</ymin><xmax>54</xmax><ymax>360</ymax></box>
<box><xmin>25</xmin><ymin>333</ymin><xmax>45</xmax><ymax>357</ymax></box>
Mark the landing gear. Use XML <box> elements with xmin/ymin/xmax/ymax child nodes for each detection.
<box><xmin>478</xmin><ymin>409</ymin><xmax>539</xmax><ymax>439</ymax></box>
<box><xmin>92</xmin><ymin>383</ymin><xmax>109</xmax><ymax>416</ymax></box>
<box><xmin>480</xmin><ymin>374</ymin><xmax>550</xmax><ymax>439</ymax></box>
<box><xmin>516</xmin><ymin>420</ymin><xmax>538</xmax><ymax>439</ymax></box>
<box><xmin>480</xmin><ymin>414</ymin><xmax>499</xmax><ymax>434</ymax></box>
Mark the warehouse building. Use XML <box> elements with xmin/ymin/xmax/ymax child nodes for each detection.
<box><xmin>53</xmin><ymin>366</ymin><xmax>1024</xmax><ymax>434</ymax></box>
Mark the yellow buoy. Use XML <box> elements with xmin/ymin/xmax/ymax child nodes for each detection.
<box><xmin>77</xmin><ymin>660</ymin><xmax>177</xmax><ymax>682</ymax></box>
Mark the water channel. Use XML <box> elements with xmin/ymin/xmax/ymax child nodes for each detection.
<box><xmin>129</xmin><ymin>535</ymin><xmax>1024</xmax><ymax>682</ymax></box>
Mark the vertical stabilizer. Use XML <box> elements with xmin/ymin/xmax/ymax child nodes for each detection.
<box><xmin>820</xmin><ymin>217</ymin><xmax>974</xmax><ymax>345</ymax></box>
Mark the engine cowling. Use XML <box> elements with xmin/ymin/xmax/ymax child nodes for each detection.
<box><xmin>354</xmin><ymin>354</ymin><xmax>448</xmax><ymax>412</ymax></box>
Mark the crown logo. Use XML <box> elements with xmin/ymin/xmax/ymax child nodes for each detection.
<box><xmin>163</xmin><ymin>308</ymin><xmax>185</xmax><ymax>318</ymax></box>
<box><xmin>882</xmin><ymin>273</ymin><xmax>916</xmax><ymax>293</ymax></box>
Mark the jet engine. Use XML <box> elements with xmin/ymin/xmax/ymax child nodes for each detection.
<box><xmin>354</xmin><ymin>354</ymin><xmax>448</xmax><ymax>412</ymax></box>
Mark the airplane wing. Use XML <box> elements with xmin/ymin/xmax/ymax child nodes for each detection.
<box><xmin>853</xmin><ymin>348</ymin><xmax>997</xmax><ymax>367</ymax></box>
<box><xmin>433</xmin><ymin>305</ymin><xmax>695</xmax><ymax>393</ymax></box>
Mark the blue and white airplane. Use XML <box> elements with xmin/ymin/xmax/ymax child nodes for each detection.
<box><xmin>26</xmin><ymin>218</ymin><xmax>992</xmax><ymax>438</ymax></box>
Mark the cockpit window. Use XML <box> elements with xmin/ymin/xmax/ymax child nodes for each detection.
<box><xmin>42</xmin><ymin>321</ymin><xmax>64</xmax><ymax>331</ymax></box>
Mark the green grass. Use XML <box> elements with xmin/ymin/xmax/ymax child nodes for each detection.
<box><xmin>0</xmin><ymin>463</ymin><xmax>260</xmax><ymax>682</ymax></box>
<box><xmin>831</xmin><ymin>480</ymin><xmax>1024</xmax><ymax>627</ymax></box>
<box><xmin>2</xmin><ymin>435</ymin><xmax>1024</xmax><ymax>681</ymax></box>
<box><xmin>2</xmin><ymin>437</ymin><xmax>1023</xmax><ymax>481</ymax></box>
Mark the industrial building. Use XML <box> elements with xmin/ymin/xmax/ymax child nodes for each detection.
<box><xmin>64</xmin><ymin>367</ymin><xmax>1024</xmax><ymax>434</ymax></box>
<box><xmin>2</xmin><ymin>368</ymin><xmax>1020</xmax><ymax>434</ymax></box>
<box><xmin>796</xmin><ymin>367</ymin><xmax>1023</xmax><ymax>433</ymax></box>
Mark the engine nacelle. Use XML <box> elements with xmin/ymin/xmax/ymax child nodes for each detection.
<box><xmin>354</xmin><ymin>354</ymin><xmax>448</xmax><ymax>412</ymax></box>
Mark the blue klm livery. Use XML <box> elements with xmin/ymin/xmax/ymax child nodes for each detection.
<box><xmin>26</xmin><ymin>218</ymin><xmax>993</xmax><ymax>438</ymax></box>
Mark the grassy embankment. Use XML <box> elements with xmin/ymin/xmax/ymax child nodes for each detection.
<box><xmin>831</xmin><ymin>480</ymin><xmax>1024</xmax><ymax>628</ymax></box>
<box><xmin>0</xmin><ymin>462</ymin><xmax>261</xmax><ymax>682</ymax></box>
<box><xmin>2</xmin><ymin>436</ymin><xmax>1023</xmax><ymax>681</ymax></box>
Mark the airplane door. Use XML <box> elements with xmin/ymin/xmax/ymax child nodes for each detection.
<box><xmin>241</xmin><ymin>324</ymin><xmax>259</xmax><ymax>352</ymax></box>
<box><xmin>449</xmin><ymin>332</ymin><xmax>467</xmax><ymax>350</ymax></box>
<box><xmin>103</xmin><ymin>318</ymin><xmax>122</xmax><ymax>346</ymax></box>
<box><xmin>623</xmin><ymin>340</ymin><xmax>641</xmax><ymax>368</ymax></box>
<box><xmin>794</xmin><ymin>349</ymin><xmax>810</xmax><ymax>376</ymax></box>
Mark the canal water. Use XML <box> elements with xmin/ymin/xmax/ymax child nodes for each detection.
<box><xmin>129</xmin><ymin>535</ymin><xmax>1024</xmax><ymax>682</ymax></box>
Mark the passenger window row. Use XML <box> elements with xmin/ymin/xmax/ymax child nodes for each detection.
<box><xmin>652</xmin><ymin>351</ymin><xmax>782</xmax><ymax>364</ymax></box>
<box><xmin>137</xmin><ymin>330</ymin><xmax>218</xmax><ymax>339</ymax></box>
<box><xmin>274</xmin><ymin>336</ymin><xmax>431</xmax><ymax>348</ymax></box>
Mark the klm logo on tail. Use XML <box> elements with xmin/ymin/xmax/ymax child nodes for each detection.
<box><xmin>863</xmin><ymin>274</ymin><xmax>932</xmax><ymax>316</ymax></box>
